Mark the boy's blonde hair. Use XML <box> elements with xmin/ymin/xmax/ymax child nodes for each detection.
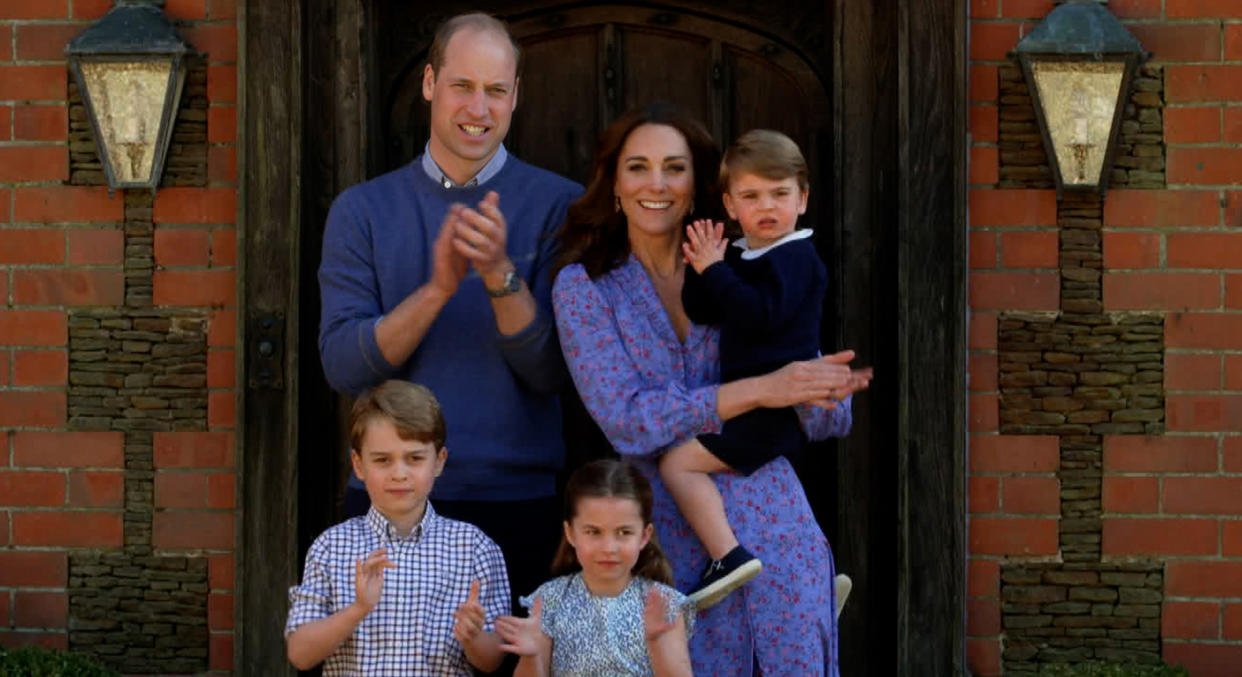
<box><xmin>720</xmin><ymin>129</ymin><xmax>809</xmax><ymax>192</ymax></box>
<box><xmin>349</xmin><ymin>381</ymin><xmax>446</xmax><ymax>453</ymax></box>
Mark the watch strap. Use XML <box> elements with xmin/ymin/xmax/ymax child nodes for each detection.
<box><xmin>486</xmin><ymin>270</ymin><xmax>522</xmax><ymax>298</ymax></box>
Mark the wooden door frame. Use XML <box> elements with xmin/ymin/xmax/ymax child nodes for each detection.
<box><xmin>238</xmin><ymin>0</ymin><xmax>967</xmax><ymax>673</ymax></box>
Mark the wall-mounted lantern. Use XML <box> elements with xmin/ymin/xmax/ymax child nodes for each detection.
<box><xmin>65</xmin><ymin>0</ymin><xmax>193</xmax><ymax>192</ymax></box>
<box><xmin>1015</xmin><ymin>0</ymin><xmax>1146</xmax><ymax>197</ymax></box>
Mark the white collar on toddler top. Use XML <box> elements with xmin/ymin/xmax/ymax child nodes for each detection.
<box><xmin>732</xmin><ymin>228</ymin><xmax>814</xmax><ymax>260</ymax></box>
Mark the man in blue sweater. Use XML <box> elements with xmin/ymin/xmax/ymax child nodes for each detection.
<box><xmin>317</xmin><ymin>12</ymin><xmax>582</xmax><ymax>620</ymax></box>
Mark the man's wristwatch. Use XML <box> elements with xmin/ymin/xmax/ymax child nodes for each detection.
<box><xmin>486</xmin><ymin>270</ymin><xmax>522</xmax><ymax>298</ymax></box>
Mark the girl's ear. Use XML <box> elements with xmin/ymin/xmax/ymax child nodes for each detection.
<box><xmin>640</xmin><ymin>522</ymin><xmax>653</xmax><ymax>550</ymax></box>
<box><xmin>562</xmin><ymin>520</ymin><xmax>575</xmax><ymax>549</ymax></box>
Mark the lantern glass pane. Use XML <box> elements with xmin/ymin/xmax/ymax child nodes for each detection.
<box><xmin>80</xmin><ymin>60</ymin><xmax>173</xmax><ymax>185</ymax></box>
<box><xmin>1030</xmin><ymin>60</ymin><xmax>1124</xmax><ymax>187</ymax></box>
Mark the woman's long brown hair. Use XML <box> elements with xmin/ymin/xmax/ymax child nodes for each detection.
<box><xmin>554</xmin><ymin>102</ymin><xmax>724</xmax><ymax>280</ymax></box>
<box><xmin>549</xmin><ymin>459</ymin><xmax>674</xmax><ymax>586</ymax></box>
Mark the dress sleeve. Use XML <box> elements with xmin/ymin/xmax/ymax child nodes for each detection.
<box><xmin>519</xmin><ymin>576</ymin><xmax>567</xmax><ymax>637</ymax></box>
<box><xmin>650</xmin><ymin>580</ymin><xmax>696</xmax><ymax>638</ymax></box>
<box><xmin>797</xmin><ymin>393</ymin><xmax>853</xmax><ymax>440</ymax></box>
<box><xmin>284</xmin><ymin>536</ymin><xmax>334</xmax><ymax>635</ymax></box>
<box><xmin>317</xmin><ymin>191</ymin><xmax>399</xmax><ymax>396</ymax></box>
<box><xmin>495</xmin><ymin>186</ymin><xmax>582</xmax><ymax>394</ymax></box>
<box><xmin>553</xmin><ymin>265</ymin><xmax>721</xmax><ymax>458</ymax></box>
<box><xmin>475</xmin><ymin>533</ymin><xmax>511</xmax><ymax>633</ymax></box>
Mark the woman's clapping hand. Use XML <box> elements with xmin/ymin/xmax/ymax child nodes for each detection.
<box><xmin>760</xmin><ymin>350</ymin><xmax>873</xmax><ymax>410</ymax></box>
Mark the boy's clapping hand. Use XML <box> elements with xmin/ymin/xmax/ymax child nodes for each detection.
<box><xmin>683</xmin><ymin>219</ymin><xmax>727</xmax><ymax>274</ymax></box>
<box><xmin>354</xmin><ymin>548</ymin><xmax>396</xmax><ymax>613</ymax></box>
<box><xmin>453</xmin><ymin>580</ymin><xmax>486</xmax><ymax>646</ymax></box>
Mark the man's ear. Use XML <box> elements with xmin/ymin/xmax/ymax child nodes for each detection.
<box><xmin>422</xmin><ymin>64</ymin><xmax>436</xmax><ymax>102</ymax></box>
<box><xmin>511</xmin><ymin>77</ymin><xmax>520</xmax><ymax>112</ymax></box>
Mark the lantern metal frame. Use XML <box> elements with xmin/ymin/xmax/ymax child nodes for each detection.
<box><xmin>1014</xmin><ymin>0</ymin><xmax>1147</xmax><ymax>198</ymax></box>
<box><xmin>65</xmin><ymin>0</ymin><xmax>194</xmax><ymax>192</ymax></box>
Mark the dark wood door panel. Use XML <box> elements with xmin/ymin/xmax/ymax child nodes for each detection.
<box><xmin>617</xmin><ymin>27</ymin><xmax>713</xmax><ymax>130</ymax></box>
<box><xmin>509</xmin><ymin>28</ymin><xmax>603</xmax><ymax>183</ymax></box>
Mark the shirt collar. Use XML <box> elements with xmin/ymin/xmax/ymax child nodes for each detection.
<box><xmin>732</xmin><ymin>228</ymin><xmax>814</xmax><ymax>260</ymax></box>
<box><xmin>421</xmin><ymin>142</ymin><xmax>508</xmax><ymax>189</ymax></box>
<box><xmin>364</xmin><ymin>502</ymin><xmax>438</xmax><ymax>543</ymax></box>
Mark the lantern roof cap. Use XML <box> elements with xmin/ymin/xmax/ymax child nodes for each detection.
<box><xmin>65</xmin><ymin>0</ymin><xmax>192</xmax><ymax>57</ymax></box>
<box><xmin>1015</xmin><ymin>0</ymin><xmax>1143</xmax><ymax>57</ymax></box>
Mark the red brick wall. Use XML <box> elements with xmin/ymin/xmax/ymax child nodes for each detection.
<box><xmin>0</xmin><ymin>0</ymin><xmax>237</xmax><ymax>672</ymax></box>
<box><xmin>970</xmin><ymin>1</ymin><xmax>1242</xmax><ymax>675</ymax></box>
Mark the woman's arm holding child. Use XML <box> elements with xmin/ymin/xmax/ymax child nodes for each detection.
<box><xmin>286</xmin><ymin>548</ymin><xmax>394</xmax><ymax>670</ymax></box>
<box><xmin>453</xmin><ymin>580</ymin><xmax>505</xmax><ymax>672</ymax></box>
<box><xmin>644</xmin><ymin>589</ymin><xmax>693</xmax><ymax>677</ymax></box>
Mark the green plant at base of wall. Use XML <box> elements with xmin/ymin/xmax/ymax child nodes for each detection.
<box><xmin>1037</xmin><ymin>662</ymin><xmax>1190</xmax><ymax>677</ymax></box>
<box><xmin>0</xmin><ymin>646</ymin><xmax>121</xmax><ymax>677</ymax></box>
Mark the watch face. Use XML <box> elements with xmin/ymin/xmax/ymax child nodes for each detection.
<box><xmin>489</xmin><ymin>270</ymin><xmax>521</xmax><ymax>297</ymax></box>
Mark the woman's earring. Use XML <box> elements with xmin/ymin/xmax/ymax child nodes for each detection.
<box><xmin>615</xmin><ymin>196</ymin><xmax>621</xmax><ymax>213</ymax></box>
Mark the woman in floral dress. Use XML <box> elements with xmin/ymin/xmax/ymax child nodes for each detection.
<box><xmin>551</xmin><ymin>103</ymin><xmax>869</xmax><ymax>676</ymax></box>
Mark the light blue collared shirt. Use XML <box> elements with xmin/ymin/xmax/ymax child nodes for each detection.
<box><xmin>421</xmin><ymin>142</ymin><xmax>509</xmax><ymax>189</ymax></box>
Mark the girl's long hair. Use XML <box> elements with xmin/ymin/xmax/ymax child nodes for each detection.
<box><xmin>554</xmin><ymin>102</ymin><xmax>724</xmax><ymax>280</ymax></box>
<box><xmin>550</xmin><ymin>459</ymin><xmax>674</xmax><ymax>585</ymax></box>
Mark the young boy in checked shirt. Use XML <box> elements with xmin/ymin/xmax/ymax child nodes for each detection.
<box><xmin>285</xmin><ymin>380</ymin><xmax>509</xmax><ymax>675</ymax></box>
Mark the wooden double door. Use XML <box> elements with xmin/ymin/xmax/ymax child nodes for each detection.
<box><xmin>242</xmin><ymin>1</ymin><xmax>967</xmax><ymax>675</ymax></box>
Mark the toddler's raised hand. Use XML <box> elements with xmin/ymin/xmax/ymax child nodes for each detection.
<box><xmin>354</xmin><ymin>548</ymin><xmax>395</xmax><ymax>613</ymax></box>
<box><xmin>682</xmin><ymin>219</ymin><xmax>727</xmax><ymax>274</ymax></box>
<box><xmin>496</xmin><ymin>597</ymin><xmax>544</xmax><ymax>656</ymax></box>
<box><xmin>453</xmin><ymin>580</ymin><xmax>486</xmax><ymax>646</ymax></box>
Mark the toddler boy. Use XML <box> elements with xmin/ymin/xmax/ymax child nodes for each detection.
<box><xmin>661</xmin><ymin>130</ymin><xmax>860</xmax><ymax>609</ymax></box>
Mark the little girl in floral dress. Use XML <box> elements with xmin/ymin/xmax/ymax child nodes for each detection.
<box><xmin>495</xmin><ymin>460</ymin><xmax>694</xmax><ymax>677</ymax></box>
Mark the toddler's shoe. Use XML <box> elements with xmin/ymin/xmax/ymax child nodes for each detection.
<box><xmin>688</xmin><ymin>545</ymin><xmax>762</xmax><ymax>609</ymax></box>
<box><xmin>835</xmin><ymin>573</ymin><xmax>852</xmax><ymax>619</ymax></box>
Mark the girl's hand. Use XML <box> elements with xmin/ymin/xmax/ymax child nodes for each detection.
<box><xmin>643</xmin><ymin>588</ymin><xmax>678</xmax><ymax>642</ymax></box>
<box><xmin>496</xmin><ymin>597</ymin><xmax>545</xmax><ymax>656</ymax></box>
<box><xmin>453</xmin><ymin>580</ymin><xmax>486</xmax><ymax>646</ymax></box>
<box><xmin>682</xmin><ymin>220</ymin><xmax>727</xmax><ymax>274</ymax></box>
<box><xmin>353</xmin><ymin>548</ymin><xmax>395</xmax><ymax>613</ymax></box>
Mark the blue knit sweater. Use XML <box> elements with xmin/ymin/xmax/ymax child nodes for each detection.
<box><xmin>318</xmin><ymin>157</ymin><xmax>583</xmax><ymax>500</ymax></box>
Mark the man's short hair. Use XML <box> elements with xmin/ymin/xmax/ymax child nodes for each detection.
<box><xmin>427</xmin><ymin>12</ymin><xmax>522</xmax><ymax>78</ymax></box>
<box><xmin>720</xmin><ymin>129</ymin><xmax>809</xmax><ymax>192</ymax></box>
<box><xmin>349</xmin><ymin>381</ymin><xmax>446</xmax><ymax>452</ymax></box>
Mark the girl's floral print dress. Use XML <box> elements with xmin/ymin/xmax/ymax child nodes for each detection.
<box><xmin>552</xmin><ymin>257</ymin><xmax>850</xmax><ymax>677</ymax></box>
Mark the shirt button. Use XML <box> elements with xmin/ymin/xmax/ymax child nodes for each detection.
<box><xmin>442</xmin><ymin>178</ymin><xmax>452</xmax><ymax>189</ymax></box>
